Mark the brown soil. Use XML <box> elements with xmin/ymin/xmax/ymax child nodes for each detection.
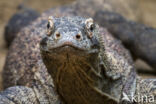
<box><xmin>0</xmin><ymin>0</ymin><xmax>156</xmax><ymax>91</ymax></box>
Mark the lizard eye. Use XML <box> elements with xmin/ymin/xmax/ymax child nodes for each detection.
<box><xmin>47</xmin><ymin>22</ymin><xmax>50</xmax><ymax>29</ymax></box>
<box><xmin>47</xmin><ymin>16</ymin><xmax>54</xmax><ymax>36</ymax></box>
<box><xmin>89</xmin><ymin>24</ymin><xmax>95</xmax><ymax>32</ymax></box>
<box><xmin>85</xmin><ymin>18</ymin><xmax>95</xmax><ymax>38</ymax></box>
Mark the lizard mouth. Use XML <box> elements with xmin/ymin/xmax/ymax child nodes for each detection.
<box><xmin>52</xmin><ymin>44</ymin><xmax>85</xmax><ymax>52</ymax></box>
<box><xmin>46</xmin><ymin>41</ymin><xmax>87</xmax><ymax>53</ymax></box>
<box><xmin>41</xmin><ymin>40</ymin><xmax>99</xmax><ymax>55</ymax></box>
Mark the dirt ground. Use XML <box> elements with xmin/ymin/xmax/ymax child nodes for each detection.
<box><xmin>0</xmin><ymin>0</ymin><xmax>156</xmax><ymax>90</ymax></box>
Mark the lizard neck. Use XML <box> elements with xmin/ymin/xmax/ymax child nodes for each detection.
<box><xmin>42</xmin><ymin>52</ymin><xmax>118</xmax><ymax>104</ymax></box>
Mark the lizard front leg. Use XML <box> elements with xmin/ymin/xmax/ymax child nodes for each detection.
<box><xmin>0</xmin><ymin>86</ymin><xmax>38</xmax><ymax>104</ymax></box>
<box><xmin>0</xmin><ymin>86</ymin><xmax>62</xmax><ymax>104</ymax></box>
<box><xmin>98</xmin><ymin>28</ymin><xmax>136</xmax><ymax>103</ymax></box>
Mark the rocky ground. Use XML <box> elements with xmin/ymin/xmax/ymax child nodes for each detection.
<box><xmin>0</xmin><ymin>0</ymin><xmax>156</xmax><ymax>90</ymax></box>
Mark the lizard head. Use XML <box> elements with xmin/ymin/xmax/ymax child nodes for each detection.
<box><xmin>40</xmin><ymin>16</ymin><xmax>101</xmax><ymax>75</ymax></box>
<box><xmin>40</xmin><ymin>16</ymin><xmax>100</xmax><ymax>57</ymax></box>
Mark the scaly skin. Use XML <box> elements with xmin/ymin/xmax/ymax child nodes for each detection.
<box><xmin>1</xmin><ymin>5</ymin><xmax>156</xmax><ymax>104</ymax></box>
<box><xmin>2</xmin><ymin>7</ymin><xmax>74</xmax><ymax>104</ymax></box>
<box><xmin>2</xmin><ymin>6</ymin><xmax>135</xmax><ymax>103</ymax></box>
<box><xmin>5</xmin><ymin>0</ymin><xmax>156</xmax><ymax>70</ymax></box>
<box><xmin>40</xmin><ymin>16</ymin><xmax>136</xmax><ymax>104</ymax></box>
<box><xmin>0</xmin><ymin>86</ymin><xmax>38</xmax><ymax>104</ymax></box>
<box><xmin>94</xmin><ymin>10</ymin><xmax>156</xmax><ymax>70</ymax></box>
<box><xmin>5</xmin><ymin>0</ymin><xmax>137</xmax><ymax>47</ymax></box>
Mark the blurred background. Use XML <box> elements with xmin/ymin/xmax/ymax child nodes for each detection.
<box><xmin>0</xmin><ymin>0</ymin><xmax>156</xmax><ymax>90</ymax></box>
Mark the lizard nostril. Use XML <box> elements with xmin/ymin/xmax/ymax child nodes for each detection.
<box><xmin>56</xmin><ymin>33</ymin><xmax>60</xmax><ymax>38</ymax></box>
<box><xmin>76</xmin><ymin>34</ymin><xmax>81</xmax><ymax>40</ymax></box>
